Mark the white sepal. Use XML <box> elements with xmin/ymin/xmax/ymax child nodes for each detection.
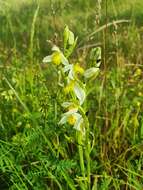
<box><xmin>73</xmin><ymin>113</ymin><xmax>83</xmax><ymax>131</ymax></box>
<box><xmin>74</xmin><ymin>84</ymin><xmax>86</xmax><ymax>105</ymax></box>
<box><xmin>58</xmin><ymin>115</ymin><xmax>67</xmax><ymax>125</ymax></box>
<box><xmin>52</xmin><ymin>45</ymin><xmax>60</xmax><ymax>52</ymax></box>
<box><xmin>63</xmin><ymin>109</ymin><xmax>78</xmax><ymax>116</ymax></box>
<box><xmin>43</xmin><ymin>55</ymin><xmax>52</xmax><ymax>63</ymax></box>
<box><xmin>84</xmin><ymin>67</ymin><xmax>99</xmax><ymax>79</ymax></box>
<box><xmin>61</xmin><ymin>102</ymin><xmax>75</xmax><ymax>108</ymax></box>
<box><xmin>61</xmin><ymin>53</ymin><xmax>69</xmax><ymax>65</ymax></box>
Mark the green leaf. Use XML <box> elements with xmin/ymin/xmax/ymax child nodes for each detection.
<box><xmin>68</xmin><ymin>31</ymin><xmax>75</xmax><ymax>45</ymax></box>
<box><xmin>90</xmin><ymin>47</ymin><xmax>101</xmax><ymax>60</ymax></box>
<box><xmin>90</xmin><ymin>47</ymin><xmax>101</xmax><ymax>67</ymax></box>
<box><xmin>66</xmin><ymin>37</ymin><xmax>78</xmax><ymax>58</ymax></box>
<box><xmin>63</xmin><ymin>26</ymin><xmax>75</xmax><ymax>48</ymax></box>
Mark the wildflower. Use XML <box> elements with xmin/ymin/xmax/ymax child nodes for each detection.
<box><xmin>63</xmin><ymin>63</ymin><xmax>84</xmax><ymax>80</ymax></box>
<box><xmin>43</xmin><ymin>45</ymin><xmax>69</xmax><ymax>66</ymax></box>
<box><xmin>134</xmin><ymin>68</ymin><xmax>142</xmax><ymax>77</ymax></box>
<box><xmin>64</xmin><ymin>81</ymin><xmax>75</xmax><ymax>94</ymax></box>
<box><xmin>59</xmin><ymin>107</ymin><xmax>83</xmax><ymax>131</ymax></box>
<box><xmin>68</xmin><ymin>115</ymin><xmax>77</xmax><ymax>125</ymax></box>
<box><xmin>67</xmin><ymin>105</ymin><xmax>79</xmax><ymax>125</ymax></box>
<box><xmin>64</xmin><ymin>81</ymin><xmax>86</xmax><ymax>105</ymax></box>
<box><xmin>51</xmin><ymin>51</ymin><xmax>62</xmax><ymax>65</ymax></box>
<box><xmin>74</xmin><ymin>63</ymin><xmax>84</xmax><ymax>75</ymax></box>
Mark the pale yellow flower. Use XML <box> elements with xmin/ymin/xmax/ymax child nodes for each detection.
<box><xmin>43</xmin><ymin>45</ymin><xmax>69</xmax><ymax>66</ymax></box>
<box><xmin>134</xmin><ymin>68</ymin><xmax>142</xmax><ymax>77</ymax></box>
<box><xmin>51</xmin><ymin>51</ymin><xmax>62</xmax><ymax>65</ymax></box>
<box><xmin>67</xmin><ymin>115</ymin><xmax>77</xmax><ymax>125</ymax></box>
<box><xmin>59</xmin><ymin>105</ymin><xmax>83</xmax><ymax>131</ymax></box>
<box><xmin>74</xmin><ymin>63</ymin><xmax>84</xmax><ymax>75</ymax></box>
<box><xmin>138</xmin><ymin>92</ymin><xmax>143</xmax><ymax>96</ymax></box>
<box><xmin>64</xmin><ymin>81</ymin><xmax>75</xmax><ymax>94</ymax></box>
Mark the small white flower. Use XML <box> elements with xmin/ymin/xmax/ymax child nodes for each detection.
<box><xmin>59</xmin><ymin>108</ymin><xmax>83</xmax><ymax>131</ymax></box>
<box><xmin>43</xmin><ymin>45</ymin><xmax>69</xmax><ymax>66</ymax></box>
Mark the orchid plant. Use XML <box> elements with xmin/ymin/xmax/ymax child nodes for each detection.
<box><xmin>43</xmin><ymin>26</ymin><xmax>101</xmax><ymax>188</ymax></box>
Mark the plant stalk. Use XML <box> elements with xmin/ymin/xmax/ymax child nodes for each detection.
<box><xmin>77</xmin><ymin>130</ymin><xmax>86</xmax><ymax>180</ymax></box>
<box><xmin>79</xmin><ymin>106</ymin><xmax>91</xmax><ymax>189</ymax></box>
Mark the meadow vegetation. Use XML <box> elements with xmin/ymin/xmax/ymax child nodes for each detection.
<box><xmin>0</xmin><ymin>0</ymin><xmax>143</xmax><ymax>189</ymax></box>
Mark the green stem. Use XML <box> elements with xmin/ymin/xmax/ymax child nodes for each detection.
<box><xmin>79</xmin><ymin>106</ymin><xmax>91</xmax><ymax>189</ymax></box>
<box><xmin>85</xmin><ymin>140</ymin><xmax>91</xmax><ymax>190</ymax></box>
<box><xmin>77</xmin><ymin>131</ymin><xmax>85</xmax><ymax>179</ymax></box>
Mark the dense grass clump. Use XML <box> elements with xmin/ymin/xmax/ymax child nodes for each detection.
<box><xmin>1</xmin><ymin>0</ymin><xmax>143</xmax><ymax>189</ymax></box>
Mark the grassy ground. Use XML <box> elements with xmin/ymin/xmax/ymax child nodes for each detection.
<box><xmin>0</xmin><ymin>0</ymin><xmax>143</xmax><ymax>189</ymax></box>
